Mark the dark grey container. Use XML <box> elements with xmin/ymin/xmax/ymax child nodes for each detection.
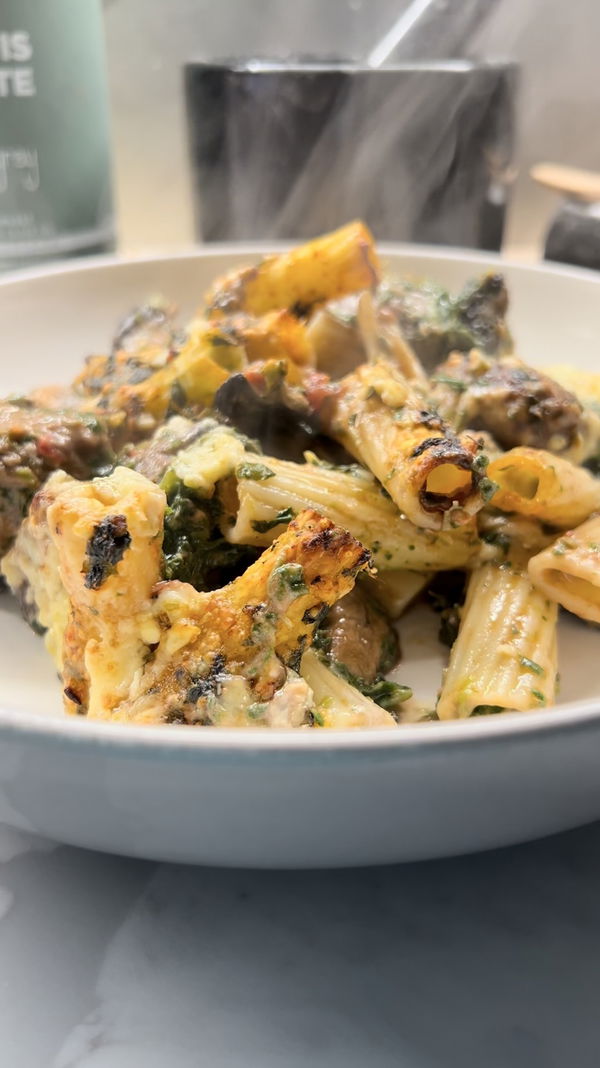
<box><xmin>184</xmin><ymin>59</ymin><xmax>517</xmax><ymax>250</ymax></box>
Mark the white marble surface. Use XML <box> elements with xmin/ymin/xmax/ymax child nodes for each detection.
<box><xmin>2</xmin><ymin>824</ymin><xmax>600</xmax><ymax>1067</ymax></box>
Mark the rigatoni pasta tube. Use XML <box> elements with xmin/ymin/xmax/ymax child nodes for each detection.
<box><xmin>329</xmin><ymin>361</ymin><xmax>486</xmax><ymax>530</ymax></box>
<box><xmin>224</xmin><ymin>455</ymin><xmax>480</xmax><ymax>572</ymax></box>
<box><xmin>120</xmin><ymin>335</ymin><xmax>233</xmax><ymax>421</ymax></box>
<box><xmin>79</xmin><ymin>325</ymin><xmax>242</xmax><ymax>429</ymax></box>
<box><xmin>477</xmin><ymin>510</ymin><xmax>556</xmax><ymax>564</ymax></box>
<box><xmin>205</xmin><ymin>221</ymin><xmax>380</xmax><ymax>316</ymax></box>
<box><xmin>365</xmin><ymin>569</ymin><xmax>429</xmax><ymax>618</ymax></box>
<box><xmin>301</xmin><ymin>649</ymin><xmax>396</xmax><ymax>728</ymax></box>
<box><xmin>306</xmin><ymin>299</ymin><xmax>366</xmax><ymax>378</ymax></box>
<box><xmin>528</xmin><ymin>515</ymin><xmax>600</xmax><ymax>623</ymax></box>
<box><xmin>487</xmin><ymin>447</ymin><xmax>600</xmax><ymax>528</ymax></box>
<box><xmin>437</xmin><ymin>555</ymin><xmax>558</xmax><ymax>719</ymax></box>
<box><xmin>541</xmin><ymin>364</ymin><xmax>600</xmax><ymax>408</ymax></box>
<box><xmin>120</xmin><ymin>509</ymin><xmax>373</xmax><ymax>724</ymax></box>
<box><xmin>45</xmin><ymin>467</ymin><xmax>167</xmax><ymax>719</ymax></box>
<box><xmin>198</xmin><ymin>310</ymin><xmax>316</xmax><ymax>367</ymax></box>
<box><xmin>355</xmin><ymin>291</ymin><xmax>427</xmax><ymax>384</ymax></box>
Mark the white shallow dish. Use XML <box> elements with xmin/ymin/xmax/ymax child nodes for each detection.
<box><xmin>1</xmin><ymin>245</ymin><xmax>600</xmax><ymax>868</ymax></box>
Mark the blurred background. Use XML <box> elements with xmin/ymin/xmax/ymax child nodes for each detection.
<box><xmin>102</xmin><ymin>0</ymin><xmax>597</xmax><ymax>258</ymax></box>
<box><xmin>2</xmin><ymin>0</ymin><xmax>599</xmax><ymax>266</ymax></box>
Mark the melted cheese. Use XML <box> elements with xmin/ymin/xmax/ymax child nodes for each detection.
<box><xmin>46</xmin><ymin>466</ymin><xmax>166</xmax><ymax>718</ymax></box>
<box><xmin>8</xmin><ymin>462</ymin><xmax>369</xmax><ymax>728</ymax></box>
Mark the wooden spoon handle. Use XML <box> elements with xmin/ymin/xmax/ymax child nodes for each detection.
<box><xmin>531</xmin><ymin>162</ymin><xmax>600</xmax><ymax>203</ymax></box>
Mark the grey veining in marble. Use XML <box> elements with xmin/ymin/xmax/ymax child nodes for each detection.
<box><xmin>2</xmin><ymin>822</ymin><xmax>600</xmax><ymax>1067</ymax></box>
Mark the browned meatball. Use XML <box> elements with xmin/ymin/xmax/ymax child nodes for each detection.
<box><xmin>318</xmin><ymin>585</ymin><xmax>398</xmax><ymax>684</ymax></box>
<box><xmin>462</xmin><ymin>360</ymin><xmax>584</xmax><ymax>453</ymax></box>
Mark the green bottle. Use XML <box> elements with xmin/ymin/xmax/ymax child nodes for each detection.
<box><xmin>0</xmin><ymin>0</ymin><xmax>114</xmax><ymax>270</ymax></box>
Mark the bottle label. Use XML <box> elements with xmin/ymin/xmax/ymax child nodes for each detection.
<box><xmin>0</xmin><ymin>4</ymin><xmax>114</xmax><ymax>263</ymax></box>
<box><xmin>0</xmin><ymin>31</ymin><xmax>36</xmax><ymax>97</ymax></box>
<box><xmin>0</xmin><ymin>143</ymin><xmax>54</xmax><ymax>246</ymax></box>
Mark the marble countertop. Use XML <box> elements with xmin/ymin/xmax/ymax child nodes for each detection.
<box><xmin>2</xmin><ymin>823</ymin><xmax>600</xmax><ymax>1067</ymax></box>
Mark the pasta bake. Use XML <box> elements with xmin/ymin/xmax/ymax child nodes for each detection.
<box><xmin>2</xmin><ymin>221</ymin><xmax>600</xmax><ymax>727</ymax></box>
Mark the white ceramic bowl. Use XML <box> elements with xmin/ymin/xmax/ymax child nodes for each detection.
<box><xmin>1</xmin><ymin>246</ymin><xmax>600</xmax><ymax>868</ymax></box>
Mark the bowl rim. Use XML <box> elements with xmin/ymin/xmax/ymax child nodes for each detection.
<box><xmin>3</xmin><ymin>240</ymin><xmax>600</xmax><ymax>287</ymax></box>
<box><xmin>2</xmin><ymin>242</ymin><xmax>600</xmax><ymax>756</ymax></box>
<box><xmin>1</xmin><ymin>697</ymin><xmax>600</xmax><ymax>756</ymax></box>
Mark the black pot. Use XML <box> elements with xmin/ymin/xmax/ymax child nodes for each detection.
<box><xmin>184</xmin><ymin>59</ymin><xmax>518</xmax><ymax>250</ymax></box>
<box><xmin>544</xmin><ymin>200</ymin><xmax>600</xmax><ymax>272</ymax></box>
